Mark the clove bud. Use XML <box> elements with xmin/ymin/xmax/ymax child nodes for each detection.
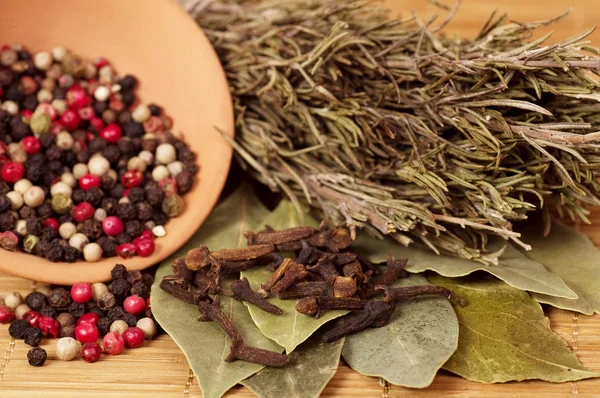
<box><xmin>296</xmin><ymin>296</ymin><xmax>367</xmax><ymax>318</ymax></box>
<box><xmin>232</xmin><ymin>277</ymin><xmax>283</xmax><ymax>315</ymax></box>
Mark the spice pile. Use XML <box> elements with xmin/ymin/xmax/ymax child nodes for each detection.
<box><xmin>160</xmin><ymin>224</ymin><xmax>462</xmax><ymax>367</ymax></box>
<box><xmin>0</xmin><ymin>44</ymin><xmax>197</xmax><ymax>262</ymax></box>
<box><xmin>1</xmin><ymin>264</ymin><xmax>158</xmax><ymax>366</ymax></box>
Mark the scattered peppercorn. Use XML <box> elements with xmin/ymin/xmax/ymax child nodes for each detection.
<box><xmin>27</xmin><ymin>346</ymin><xmax>47</xmax><ymax>366</ymax></box>
<box><xmin>24</xmin><ymin>327</ymin><xmax>43</xmax><ymax>347</ymax></box>
<box><xmin>8</xmin><ymin>319</ymin><xmax>28</xmax><ymax>339</ymax></box>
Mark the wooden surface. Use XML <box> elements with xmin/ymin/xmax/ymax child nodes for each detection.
<box><xmin>2</xmin><ymin>0</ymin><xmax>600</xmax><ymax>397</ymax></box>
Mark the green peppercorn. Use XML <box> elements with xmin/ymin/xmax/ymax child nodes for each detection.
<box><xmin>23</xmin><ymin>234</ymin><xmax>39</xmax><ymax>253</ymax></box>
<box><xmin>29</xmin><ymin>113</ymin><xmax>51</xmax><ymax>136</ymax></box>
<box><xmin>51</xmin><ymin>193</ymin><xmax>73</xmax><ymax>214</ymax></box>
<box><xmin>161</xmin><ymin>194</ymin><xmax>184</xmax><ymax>217</ymax></box>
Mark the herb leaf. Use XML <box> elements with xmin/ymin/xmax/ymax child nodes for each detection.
<box><xmin>341</xmin><ymin>274</ymin><xmax>458</xmax><ymax>388</ymax></box>
<box><xmin>522</xmin><ymin>219</ymin><xmax>600</xmax><ymax>315</ymax></box>
<box><xmin>431</xmin><ymin>274</ymin><xmax>599</xmax><ymax>383</ymax></box>
<box><xmin>242</xmin><ymin>201</ymin><xmax>347</xmax><ymax>353</ymax></box>
<box><xmin>242</xmin><ymin>332</ymin><xmax>344</xmax><ymax>398</ymax></box>
<box><xmin>353</xmin><ymin>234</ymin><xmax>576</xmax><ymax>299</ymax></box>
<box><xmin>151</xmin><ymin>184</ymin><xmax>282</xmax><ymax>398</ymax></box>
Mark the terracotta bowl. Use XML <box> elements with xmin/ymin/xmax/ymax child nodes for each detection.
<box><xmin>0</xmin><ymin>0</ymin><xmax>234</xmax><ymax>283</ymax></box>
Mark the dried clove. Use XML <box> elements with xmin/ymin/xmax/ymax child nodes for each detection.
<box><xmin>322</xmin><ymin>300</ymin><xmax>396</xmax><ymax>343</ymax></box>
<box><xmin>185</xmin><ymin>246</ymin><xmax>211</xmax><ymax>270</ymax></box>
<box><xmin>231</xmin><ymin>277</ymin><xmax>283</xmax><ymax>315</ymax></box>
<box><xmin>382</xmin><ymin>285</ymin><xmax>465</xmax><ymax>307</ymax></box>
<box><xmin>332</xmin><ymin>276</ymin><xmax>358</xmax><ymax>298</ymax></box>
<box><xmin>277</xmin><ymin>227</ymin><xmax>352</xmax><ymax>252</ymax></box>
<box><xmin>342</xmin><ymin>261</ymin><xmax>368</xmax><ymax>284</ymax></box>
<box><xmin>277</xmin><ymin>281</ymin><xmax>331</xmax><ymax>299</ymax></box>
<box><xmin>172</xmin><ymin>257</ymin><xmax>194</xmax><ymax>283</ymax></box>
<box><xmin>260</xmin><ymin>257</ymin><xmax>294</xmax><ymax>295</ymax></box>
<box><xmin>159</xmin><ymin>278</ymin><xmax>208</xmax><ymax>305</ymax></box>
<box><xmin>296</xmin><ymin>243</ymin><xmax>357</xmax><ymax>266</ymax></box>
<box><xmin>377</xmin><ymin>256</ymin><xmax>409</xmax><ymax>286</ymax></box>
<box><xmin>186</xmin><ymin>244</ymin><xmax>275</xmax><ymax>270</ymax></box>
<box><xmin>246</xmin><ymin>226</ymin><xmax>315</xmax><ymax>246</ymax></box>
<box><xmin>198</xmin><ymin>297</ymin><xmax>288</xmax><ymax>367</ymax></box>
<box><xmin>296</xmin><ymin>296</ymin><xmax>367</xmax><ymax>318</ymax></box>
<box><xmin>220</xmin><ymin>259</ymin><xmax>259</xmax><ymax>274</ymax></box>
<box><xmin>271</xmin><ymin>262</ymin><xmax>308</xmax><ymax>294</ymax></box>
<box><xmin>193</xmin><ymin>270</ymin><xmax>220</xmax><ymax>295</ymax></box>
<box><xmin>307</xmin><ymin>255</ymin><xmax>339</xmax><ymax>282</ymax></box>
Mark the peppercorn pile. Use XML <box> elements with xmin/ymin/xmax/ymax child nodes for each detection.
<box><xmin>0</xmin><ymin>264</ymin><xmax>159</xmax><ymax>366</ymax></box>
<box><xmin>0</xmin><ymin>44</ymin><xmax>197</xmax><ymax>262</ymax></box>
<box><xmin>160</xmin><ymin>225</ymin><xmax>463</xmax><ymax>367</ymax></box>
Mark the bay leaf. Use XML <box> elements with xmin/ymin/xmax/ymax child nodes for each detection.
<box><xmin>431</xmin><ymin>274</ymin><xmax>600</xmax><ymax>383</ymax></box>
<box><xmin>241</xmin><ymin>333</ymin><xmax>344</xmax><ymax>398</ymax></box>
<box><xmin>352</xmin><ymin>233</ymin><xmax>576</xmax><ymax>299</ymax></box>
<box><xmin>151</xmin><ymin>184</ymin><xmax>282</xmax><ymax>398</ymax></box>
<box><xmin>521</xmin><ymin>219</ymin><xmax>600</xmax><ymax>315</ymax></box>
<box><xmin>241</xmin><ymin>201</ymin><xmax>347</xmax><ymax>353</ymax></box>
<box><xmin>341</xmin><ymin>274</ymin><xmax>458</xmax><ymax>388</ymax></box>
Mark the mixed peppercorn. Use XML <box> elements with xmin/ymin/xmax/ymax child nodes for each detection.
<box><xmin>1</xmin><ymin>264</ymin><xmax>158</xmax><ymax>366</ymax></box>
<box><xmin>0</xmin><ymin>44</ymin><xmax>197</xmax><ymax>262</ymax></box>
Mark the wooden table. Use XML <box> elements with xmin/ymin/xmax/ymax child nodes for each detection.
<box><xmin>2</xmin><ymin>0</ymin><xmax>600</xmax><ymax>396</ymax></box>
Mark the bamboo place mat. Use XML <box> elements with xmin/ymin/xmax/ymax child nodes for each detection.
<box><xmin>3</xmin><ymin>0</ymin><xmax>600</xmax><ymax>396</ymax></box>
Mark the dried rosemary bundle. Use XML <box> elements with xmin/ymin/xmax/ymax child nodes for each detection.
<box><xmin>190</xmin><ymin>0</ymin><xmax>600</xmax><ymax>262</ymax></box>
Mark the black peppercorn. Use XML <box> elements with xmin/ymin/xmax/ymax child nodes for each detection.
<box><xmin>47</xmin><ymin>160</ymin><xmax>63</xmax><ymax>173</ymax></box>
<box><xmin>36</xmin><ymin>202</ymin><xmax>53</xmax><ymax>218</ymax></box>
<box><xmin>25</xmin><ymin>167</ymin><xmax>41</xmax><ymax>183</ymax></box>
<box><xmin>53</xmin><ymin>87</ymin><xmax>67</xmax><ymax>99</ymax></box>
<box><xmin>127</xmin><ymin>270</ymin><xmax>142</xmax><ymax>284</ymax></box>
<box><xmin>115</xmin><ymin>233</ymin><xmax>132</xmax><ymax>245</ymax></box>
<box><xmin>8</xmin><ymin>320</ymin><xmax>28</xmax><ymax>339</ymax></box>
<box><xmin>72</xmin><ymin>188</ymin><xmax>86</xmax><ymax>204</ymax></box>
<box><xmin>59</xmin><ymin>324</ymin><xmax>76</xmax><ymax>338</ymax></box>
<box><xmin>39</xmin><ymin>132</ymin><xmax>56</xmax><ymax>148</ymax></box>
<box><xmin>136</xmin><ymin>202</ymin><xmax>153</xmax><ymax>221</ymax></box>
<box><xmin>107</xmin><ymin>306</ymin><xmax>126</xmax><ymax>322</ymax></box>
<box><xmin>27</xmin><ymin>347</ymin><xmax>47</xmax><ymax>367</ymax></box>
<box><xmin>101</xmin><ymin>175</ymin><xmax>116</xmax><ymax>191</ymax></box>
<box><xmin>26</xmin><ymin>217</ymin><xmax>44</xmax><ymax>236</ymax></box>
<box><xmin>148</xmin><ymin>103</ymin><xmax>162</xmax><ymax>116</ymax></box>
<box><xmin>121</xmin><ymin>91</ymin><xmax>135</xmax><ymax>108</ymax></box>
<box><xmin>47</xmin><ymin>287</ymin><xmax>71</xmax><ymax>310</ymax></box>
<box><xmin>77</xmin><ymin>150</ymin><xmax>90</xmax><ymax>163</ymax></box>
<box><xmin>102</xmin><ymin>145</ymin><xmax>121</xmax><ymax>164</ymax></box>
<box><xmin>141</xmin><ymin>138</ymin><xmax>158</xmax><ymax>152</ymax></box>
<box><xmin>122</xmin><ymin>313</ymin><xmax>137</xmax><ymax>327</ymax></box>
<box><xmin>0</xmin><ymin>212</ymin><xmax>17</xmax><ymax>232</ymax></box>
<box><xmin>152</xmin><ymin>211</ymin><xmax>168</xmax><ymax>226</ymax></box>
<box><xmin>130</xmin><ymin>281</ymin><xmax>150</xmax><ymax>298</ymax></box>
<box><xmin>98</xmin><ymin>292</ymin><xmax>116</xmax><ymax>310</ymax></box>
<box><xmin>111</xmin><ymin>278</ymin><xmax>131</xmax><ymax>299</ymax></box>
<box><xmin>24</xmin><ymin>327</ymin><xmax>43</xmax><ymax>347</ymax></box>
<box><xmin>88</xmin><ymin>305</ymin><xmax>106</xmax><ymax>319</ymax></box>
<box><xmin>80</xmin><ymin>219</ymin><xmax>103</xmax><ymax>239</ymax></box>
<box><xmin>39</xmin><ymin>305</ymin><xmax>57</xmax><ymax>318</ymax></box>
<box><xmin>99</xmin><ymin>237</ymin><xmax>117</xmax><ymax>257</ymax></box>
<box><xmin>19</xmin><ymin>205</ymin><xmax>36</xmax><ymax>220</ymax></box>
<box><xmin>124</xmin><ymin>220</ymin><xmax>141</xmax><ymax>237</ymax></box>
<box><xmin>0</xmin><ymin>195</ymin><xmax>11</xmax><ymax>212</ymax></box>
<box><xmin>89</xmin><ymin>138</ymin><xmax>107</xmax><ymax>154</ymax></box>
<box><xmin>92</xmin><ymin>101</ymin><xmax>107</xmax><ymax>116</ymax></box>
<box><xmin>63</xmin><ymin>246</ymin><xmax>80</xmax><ymax>262</ymax></box>
<box><xmin>21</xmin><ymin>94</ymin><xmax>38</xmax><ymax>111</ymax></box>
<box><xmin>142</xmin><ymin>273</ymin><xmax>154</xmax><ymax>287</ymax></box>
<box><xmin>176</xmin><ymin>170</ymin><xmax>194</xmax><ymax>194</ymax></box>
<box><xmin>116</xmin><ymin>202</ymin><xmax>136</xmax><ymax>220</ymax></box>
<box><xmin>123</xmin><ymin>122</ymin><xmax>144</xmax><ymax>138</ymax></box>
<box><xmin>83</xmin><ymin>187</ymin><xmax>104</xmax><ymax>206</ymax></box>
<box><xmin>45</xmin><ymin>145</ymin><xmax>63</xmax><ymax>162</ymax></box>
<box><xmin>25</xmin><ymin>291</ymin><xmax>48</xmax><ymax>311</ymax></box>
<box><xmin>0</xmin><ymin>181</ymin><xmax>9</xmax><ymax>195</ymax></box>
<box><xmin>97</xmin><ymin>317</ymin><xmax>111</xmax><ymax>336</ymax></box>
<box><xmin>68</xmin><ymin>301</ymin><xmax>85</xmax><ymax>318</ymax></box>
<box><xmin>45</xmin><ymin>240</ymin><xmax>63</xmax><ymax>262</ymax></box>
<box><xmin>58</xmin><ymin>214</ymin><xmax>74</xmax><ymax>224</ymax></box>
<box><xmin>117</xmin><ymin>138</ymin><xmax>136</xmax><ymax>157</ymax></box>
<box><xmin>111</xmin><ymin>264</ymin><xmax>128</xmax><ymax>280</ymax></box>
<box><xmin>110</xmin><ymin>184</ymin><xmax>125</xmax><ymax>199</ymax></box>
<box><xmin>33</xmin><ymin>239</ymin><xmax>51</xmax><ymax>257</ymax></box>
<box><xmin>40</xmin><ymin>227</ymin><xmax>58</xmax><ymax>243</ymax></box>
<box><xmin>9</xmin><ymin>119</ymin><xmax>29</xmax><ymax>141</ymax></box>
<box><xmin>100</xmin><ymin>197</ymin><xmax>117</xmax><ymax>215</ymax></box>
<box><xmin>126</xmin><ymin>187</ymin><xmax>144</xmax><ymax>204</ymax></box>
<box><xmin>119</xmin><ymin>75</ymin><xmax>138</xmax><ymax>90</ymax></box>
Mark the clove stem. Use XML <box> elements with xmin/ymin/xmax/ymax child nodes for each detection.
<box><xmin>232</xmin><ymin>277</ymin><xmax>283</xmax><ymax>315</ymax></box>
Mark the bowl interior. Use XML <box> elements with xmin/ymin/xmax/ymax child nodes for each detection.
<box><xmin>0</xmin><ymin>0</ymin><xmax>234</xmax><ymax>283</ymax></box>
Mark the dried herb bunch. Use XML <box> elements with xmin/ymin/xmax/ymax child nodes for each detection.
<box><xmin>160</xmin><ymin>224</ymin><xmax>462</xmax><ymax>365</ymax></box>
<box><xmin>190</xmin><ymin>0</ymin><xmax>600</xmax><ymax>262</ymax></box>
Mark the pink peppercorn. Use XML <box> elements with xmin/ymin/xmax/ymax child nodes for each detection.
<box><xmin>72</xmin><ymin>202</ymin><xmax>95</xmax><ymax>223</ymax></box>
<box><xmin>140</xmin><ymin>230</ymin><xmax>154</xmax><ymax>240</ymax></box>
<box><xmin>116</xmin><ymin>243</ymin><xmax>137</xmax><ymax>259</ymax></box>
<box><xmin>79</xmin><ymin>174</ymin><xmax>101</xmax><ymax>190</ymax></box>
<box><xmin>123</xmin><ymin>296</ymin><xmax>145</xmax><ymax>315</ymax></box>
<box><xmin>121</xmin><ymin>170</ymin><xmax>143</xmax><ymax>188</ymax></box>
<box><xmin>145</xmin><ymin>297</ymin><xmax>151</xmax><ymax>312</ymax></box>
<box><xmin>93</xmin><ymin>57</ymin><xmax>109</xmax><ymax>68</ymax></box>
<box><xmin>100</xmin><ymin>123</ymin><xmax>122</xmax><ymax>144</ymax></box>
<box><xmin>136</xmin><ymin>239</ymin><xmax>155</xmax><ymax>257</ymax></box>
<box><xmin>25</xmin><ymin>311</ymin><xmax>42</xmax><ymax>328</ymax></box>
<box><xmin>71</xmin><ymin>282</ymin><xmax>93</xmax><ymax>303</ymax></box>
<box><xmin>81</xmin><ymin>342</ymin><xmax>102</xmax><ymax>363</ymax></box>
<box><xmin>66</xmin><ymin>85</ymin><xmax>91</xmax><ymax>109</ymax></box>
<box><xmin>102</xmin><ymin>216</ymin><xmax>124</xmax><ymax>236</ymax></box>
<box><xmin>37</xmin><ymin>103</ymin><xmax>57</xmax><ymax>120</ymax></box>
<box><xmin>21</xmin><ymin>136</ymin><xmax>41</xmax><ymax>154</ymax></box>
<box><xmin>90</xmin><ymin>117</ymin><xmax>104</xmax><ymax>132</ymax></box>
<box><xmin>142</xmin><ymin>116</ymin><xmax>163</xmax><ymax>134</ymax></box>
<box><xmin>60</xmin><ymin>109</ymin><xmax>81</xmax><ymax>130</ymax></box>
<box><xmin>103</xmin><ymin>332</ymin><xmax>125</xmax><ymax>355</ymax></box>
<box><xmin>1</xmin><ymin>162</ymin><xmax>25</xmax><ymax>183</ymax></box>
<box><xmin>75</xmin><ymin>323</ymin><xmax>99</xmax><ymax>344</ymax></box>
<box><xmin>0</xmin><ymin>306</ymin><xmax>15</xmax><ymax>324</ymax></box>
<box><xmin>77</xmin><ymin>312</ymin><xmax>99</xmax><ymax>326</ymax></box>
<box><xmin>123</xmin><ymin>327</ymin><xmax>145</xmax><ymax>348</ymax></box>
<box><xmin>77</xmin><ymin>106</ymin><xmax>95</xmax><ymax>120</ymax></box>
<box><xmin>43</xmin><ymin>218</ymin><xmax>60</xmax><ymax>231</ymax></box>
<box><xmin>50</xmin><ymin>120</ymin><xmax>64</xmax><ymax>134</ymax></box>
<box><xmin>39</xmin><ymin>316</ymin><xmax>60</xmax><ymax>338</ymax></box>
<box><xmin>20</xmin><ymin>76</ymin><xmax>38</xmax><ymax>95</ymax></box>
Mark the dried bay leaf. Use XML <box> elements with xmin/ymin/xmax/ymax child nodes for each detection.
<box><xmin>431</xmin><ymin>274</ymin><xmax>600</xmax><ymax>383</ymax></box>
<box><xmin>521</xmin><ymin>219</ymin><xmax>600</xmax><ymax>315</ymax></box>
<box><xmin>341</xmin><ymin>274</ymin><xmax>458</xmax><ymax>388</ymax></box>
<box><xmin>242</xmin><ymin>201</ymin><xmax>347</xmax><ymax>353</ymax></box>
<box><xmin>352</xmin><ymin>233</ymin><xmax>576</xmax><ymax>299</ymax></box>
<box><xmin>241</xmin><ymin>333</ymin><xmax>344</xmax><ymax>398</ymax></box>
<box><xmin>151</xmin><ymin>184</ymin><xmax>282</xmax><ymax>398</ymax></box>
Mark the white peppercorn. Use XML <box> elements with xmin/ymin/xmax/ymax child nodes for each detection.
<box><xmin>50</xmin><ymin>181</ymin><xmax>73</xmax><ymax>198</ymax></box>
<box><xmin>138</xmin><ymin>150</ymin><xmax>154</xmax><ymax>165</ymax></box>
<box><xmin>94</xmin><ymin>86</ymin><xmax>110</xmax><ymax>102</ymax></box>
<box><xmin>98</xmin><ymin>65</ymin><xmax>113</xmax><ymax>83</ymax></box>
<box><xmin>51</xmin><ymin>99</ymin><xmax>67</xmax><ymax>115</ymax></box>
<box><xmin>94</xmin><ymin>208</ymin><xmax>107</xmax><ymax>222</ymax></box>
<box><xmin>15</xmin><ymin>219</ymin><xmax>27</xmax><ymax>236</ymax></box>
<box><xmin>59</xmin><ymin>222</ymin><xmax>77</xmax><ymax>240</ymax></box>
<box><xmin>6</xmin><ymin>191</ymin><xmax>23</xmax><ymax>210</ymax></box>
<box><xmin>14</xmin><ymin>303</ymin><xmax>32</xmax><ymax>320</ymax></box>
<box><xmin>83</xmin><ymin>243</ymin><xmax>102</xmax><ymax>262</ymax></box>
<box><xmin>152</xmin><ymin>225</ymin><xmax>166</xmax><ymax>237</ymax></box>
<box><xmin>35</xmin><ymin>283</ymin><xmax>52</xmax><ymax>297</ymax></box>
<box><xmin>2</xmin><ymin>101</ymin><xmax>19</xmax><ymax>114</ymax></box>
<box><xmin>56</xmin><ymin>131</ymin><xmax>74</xmax><ymax>150</ymax></box>
<box><xmin>127</xmin><ymin>157</ymin><xmax>147</xmax><ymax>173</ymax></box>
<box><xmin>91</xmin><ymin>283</ymin><xmax>109</xmax><ymax>302</ymax></box>
<box><xmin>23</xmin><ymin>186</ymin><xmax>46</xmax><ymax>208</ymax></box>
<box><xmin>155</xmin><ymin>143</ymin><xmax>176</xmax><ymax>164</ymax></box>
<box><xmin>167</xmin><ymin>161</ymin><xmax>184</xmax><ymax>177</ymax></box>
<box><xmin>13</xmin><ymin>179</ymin><xmax>33</xmax><ymax>195</ymax></box>
<box><xmin>69</xmin><ymin>233</ymin><xmax>89</xmax><ymax>250</ymax></box>
<box><xmin>136</xmin><ymin>318</ymin><xmax>157</xmax><ymax>340</ymax></box>
<box><xmin>106</xmin><ymin>169</ymin><xmax>118</xmax><ymax>181</ymax></box>
<box><xmin>36</xmin><ymin>88</ymin><xmax>53</xmax><ymax>103</ymax></box>
<box><xmin>72</xmin><ymin>163</ymin><xmax>89</xmax><ymax>180</ymax></box>
<box><xmin>152</xmin><ymin>165</ymin><xmax>169</xmax><ymax>182</ymax></box>
<box><xmin>8</xmin><ymin>143</ymin><xmax>26</xmax><ymax>163</ymax></box>
<box><xmin>52</xmin><ymin>47</ymin><xmax>67</xmax><ymax>61</ymax></box>
<box><xmin>131</xmin><ymin>104</ymin><xmax>151</xmax><ymax>123</ymax></box>
<box><xmin>4</xmin><ymin>292</ymin><xmax>22</xmax><ymax>310</ymax></box>
<box><xmin>61</xmin><ymin>172</ymin><xmax>77</xmax><ymax>188</ymax></box>
<box><xmin>88</xmin><ymin>156</ymin><xmax>110</xmax><ymax>176</ymax></box>
<box><xmin>33</xmin><ymin>51</ymin><xmax>52</xmax><ymax>70</ymax></box>
<box><xmin>56</xmin><ymin>337</ymin><xmax>80</xmax><ymax>361</ymax></box>
<box><xmin>118</xmin><ymin>197</ymin><xmax>130</xmax><ymax>204</ymax></box>
<box><xmin>109</xmin><ymin>320</ymin><xmax>128</xmax><ymax>335</ymax></box>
